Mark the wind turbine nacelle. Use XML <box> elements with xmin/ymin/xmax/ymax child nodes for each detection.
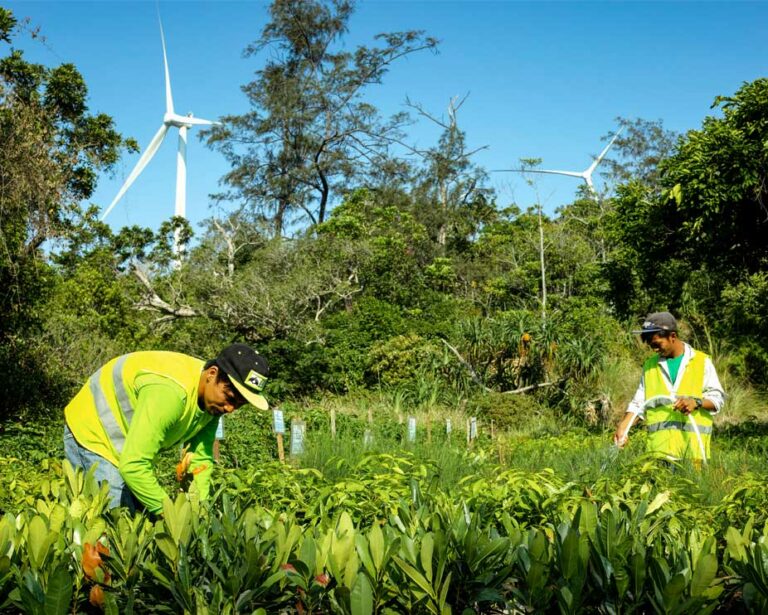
<box><xmin>164</xmin><ymin>111</ymin><xmax>215</xmax><ymax>128</ymax></box>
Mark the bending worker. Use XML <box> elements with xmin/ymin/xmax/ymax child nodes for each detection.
<box><xmin>613</xmin><ymin>312</ymin><xmax>725</xmax><ymax>465</ymax></box>
<box><xmin>63</xmin><ymin>344</ymin><xmax>269</xmax><ymax>513</ymax></box>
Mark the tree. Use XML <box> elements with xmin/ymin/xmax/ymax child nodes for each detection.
<box><xmin>601</xmin><ymin>117</ymin><xmax>678</xmax><ymax>191</ymax></box>
<box><xmin>408</xmin><ymin>95</ymin><xmax>493</xmax><ymax>252</ymax></box>
<box><xmin>204</xmin><ymin>0</ymin><xmax>437</xmax><ymax>236</ymax></box>
<box><xmin>0</xmin><ymin>8</ymin><xmax>135</xmax><ymax>416</ymax></box>
<box><xmin>608</xmin><ymin>78</ymin><xmax>768</xmax><ymax>315</ymax></box>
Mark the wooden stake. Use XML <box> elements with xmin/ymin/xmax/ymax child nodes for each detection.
<box><xmin>330</xmin><ymin>408</ymin><xmax>337</xmax><ymax>439</ymax></box>
<box><xmin>276</xmin><ymin>433</ymin><xmax>285</xmax><ymax>463</ymax></box>
<box><xmin>426</xmin><ymin>416</ymin><xmax>432</xmax><ymax>444</ymax></box>
<box><xmin>491</xmin><ymin>419</ymin><xmax>495</xmax><ymax>440</ymax></box>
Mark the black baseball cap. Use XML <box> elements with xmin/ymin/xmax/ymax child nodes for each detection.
<box><xmin>632</xmin><ymin>311</ymin><xmax>678</xmax><ymax>335</ymax></box>
<box><xmin>215</xmin><ymin>344</ymin><xmax>269</xmax><ymax>410</ymax></box>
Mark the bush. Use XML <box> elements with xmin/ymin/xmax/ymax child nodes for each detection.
<box><xmin>366</xmin><ymin>334</ymin><xmax>443</xmax><ymax>387</ymax></box>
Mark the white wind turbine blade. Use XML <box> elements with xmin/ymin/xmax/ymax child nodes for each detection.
<box><xmin>159</xmin><ymin>19</ymin><xmax>174</xmax><ymax>115</ymax></box>
<box><xmin>491</xmin><ymin>168</ymin><xmax>584</xmax><ymax>178</ymax></box>
<box><xmin>585</xmin><ymin>127</ymin><xmax>624</xmax><ymax>178</ymax></box>
<box><xmin>529</xmin><ymin>169</ymin><xmax>585</xmax><ymax>179</ymax></box>
<box><xmin>101</xmin><ymin>124</ymin><xmax>170</xmax><ymax>220</ymax></box>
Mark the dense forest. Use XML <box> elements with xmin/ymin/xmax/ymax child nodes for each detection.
<box><xmin>2</xmin><ymin>0</ymin><xmax>768</xmax><ymax>426</ymax></box>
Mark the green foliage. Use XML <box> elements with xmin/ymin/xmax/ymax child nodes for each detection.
<box><xmin>1</xmin><ymin>442</ymin><xmax>767</xmax><ymax>612</ymax></box>
<box><xmin>467</xmin><ymin>391</ymin><xmax>548</xmax><ymax>430</ymax></box>
<box><xmin>366</xmin><ymin>334</ymin><xmax>442</xmax><ymax>388</ymax></box>
<box><xmin>0</xmin><ymin>13</ymin><xmax>134</xmax><ymax>420</ymax></box>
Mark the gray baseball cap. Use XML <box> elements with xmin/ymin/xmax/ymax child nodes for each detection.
<box><xmin>632</xmin><ymin>311</ymin><xmax>677</xmax><ymax>334</ymax></box>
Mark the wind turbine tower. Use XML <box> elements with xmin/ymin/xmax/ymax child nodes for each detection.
<box><xmin>101</xmin><ymin>19</ymin><xmax>218</xmax><ymax>259</ymax></box>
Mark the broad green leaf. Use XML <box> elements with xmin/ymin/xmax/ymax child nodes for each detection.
<box><xmin>646</xmin><ymin>491</ymin><xmax>670</xmax><ymax>516</ymax></box>
<box><xmin>691</xmin><ymin>552</ymin><xmax>717</xmax><ymax>597</ymax></box>
<box><xmin>43</xmin><ymin>565</ymin><xmax>73</xmax><ymax>615</ymax></box>
<box><xmin>155</xmin><ymin>533</ymin><xmax>179</xmax><ymax>564</ymax></box>
<box><xmin>725</xmin><ymin>526</ymin><xmax>747</xmax><ymax>562</ymax></box>
<box><xmin>350</xmin><ymin>573</ymin><xmax>373</xmax><ymax>615</ymax></box>
<box><xmin>578</xmin><ymin>501</ymin><xmax>597</xmax><ymax>538</ymax></box>
<box><xmin>393</xmin><ymin>556</ymin><xmax>437</xmax><ymax>601</ymax></box>
<box><xmin>369</xmin><ymin>524</ymin><xmax>384</xmax><ymax>571</ymax></box>
<box><xmin>26</xmin><ymin>516</ymin><xmax>50</xmax><ymax>570</ymax></box>
<box><xmin>421</xmin><ymin>533</ymin><xmax>434</xmax><ymax>582</ymax></box>
<box><xmin>662</xmin><ymin>573</ymin><xmax>686</xmax><ymax>607</ymax></box>
<box><xmin>355</xmin><ymin>534</ymin><xmax>376</xmax><ymax>579</ymax></box>
<box><xmin>344</xmin><ymin>548</ymin><xmax>360</xmax><ymax>590</ymax></box>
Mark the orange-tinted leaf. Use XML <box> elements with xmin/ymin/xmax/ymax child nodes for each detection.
<box><xmin>175</xmin><ymin>452</ymin><xmax>193</xmax><ymax>482</ymax></box>
<box><xmin>82</xmin><ymin>543</ymin><xmax>103</xmax><ymax>580</ymax></box>
<box><xmin>89</xmin><ymin>584</ymin><xmax>105</xmax><ymax>608</ymax></box>
<box><xmin>191</xmin><ymin>463</ymin><xmax>208</xmax><ymax>476</ymax></box>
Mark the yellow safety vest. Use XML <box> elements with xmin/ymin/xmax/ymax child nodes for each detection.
<box><xmin>643</xmin><ymin>350</ymin><xmax>712</xmax><ymax>461</ymax></box>
<box><xmin>64</xmin><ymin>352</ymin><xmax>205</xmax><ymax>466</ymax></box>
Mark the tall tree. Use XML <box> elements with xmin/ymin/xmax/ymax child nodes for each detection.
<box><xmin>204</xmin><ymin>0</ymin><xmax>437</xmax><ymax>236</ymax></box>
<box><xmin>601</xmin><ymin>117</ymin><xmax>678</xmax><ymax>191</ymax></box>
<box><xmin>0</xmin><ymin>8</ymin><xmax>134</xmax><ymax>416</ymax></box>
<box><xmin>409</xmin><ymin>95</ymin><xmax>493</xmax><ymax>252</ymax></box>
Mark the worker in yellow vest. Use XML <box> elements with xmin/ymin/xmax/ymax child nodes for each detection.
<box><xmin>613</xmin><ymin>312</ymin><xmax>724</xmax><ymax>464</ymax></box>
<box><xmin>63</xmin><ymin>344</ymin><xmax>269</xmax><ymax>513</ymax></box>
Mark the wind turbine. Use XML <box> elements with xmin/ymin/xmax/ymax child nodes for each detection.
<box><xmin>494</xmin><ymin>127</ymin><xmax>623</xmax><ymax>195</ymax></box>
<box><xmin>101</xmin><ymin>19</ymin><xmax>218</xmax><ymax>257</ymax></box>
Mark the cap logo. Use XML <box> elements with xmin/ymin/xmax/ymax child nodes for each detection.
<box><xmin>245</xmin><ymin>369</ymin><xmax>266</xmax><ymax>391</ymax></box>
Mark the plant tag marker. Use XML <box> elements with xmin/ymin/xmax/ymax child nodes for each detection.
<box><xmin>470</xmin><ymin>417</ymin><xmax>477</xmax><ymax>440</ymax></box>
<box><xmin>290</xmin><ymin>420</ymin><xmax>305</xmax><ymax>456</ymax></box>
<box><xmin>446</xmin><ymin>418</ymin><xmax>452</xmax><ymax>434</ymax></box>
<box><xmin>407</xmin><ymin>416</ymin><xmax>417</xmax><ymax>442</ymax></box>
<box><xmin>363</xmin><ymin>429</ymin><xmax>373</xmax><ymax>446</ymax></box>
<box><xmin>272</xmin><ymin>409</ymin><xmax>285</xmax><ymax>434</ymax></box>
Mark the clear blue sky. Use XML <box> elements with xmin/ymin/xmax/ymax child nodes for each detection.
<box><xmin>6</xmin><ymin>1</ymin><xmax>768</xmax><ymax>235</ymax></box>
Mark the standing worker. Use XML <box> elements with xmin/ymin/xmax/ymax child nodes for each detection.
<box><xmin>613</xmin><ymin>312</ymin><xmax>725</xmax><ymax>465</ymax></box>
<box><xmin>63</xmin><ymin>344</ymin><xmax>269</xmax><ymax>513</ymax></box>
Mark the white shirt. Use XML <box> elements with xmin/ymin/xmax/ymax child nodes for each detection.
<box><xmin>627</xmin><ymin>343</ymin><xmax>725</xmax><ymax>418</ymax></box>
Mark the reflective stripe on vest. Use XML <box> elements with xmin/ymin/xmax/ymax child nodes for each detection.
<box><xmin>112</xmin><ymin>355</ymin><xmax>132</xmax><ymax>423</ymax></box>
<box><xmin>90</xmin><ymin>355</ymin><xmax>131</xmax><ymax>454</ymax></box>
<box><xmin>647</xmin><ymin>421</ymin><xmax>713</xmax><ymax>435</ymax></box>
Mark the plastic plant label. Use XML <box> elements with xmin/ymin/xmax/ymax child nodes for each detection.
<box><xmin>290</xmin><ymin>420</ymin><xmax>305</xmax><ymax>456</ymax></box>
<box><xmin>272</xmin><ymin>409</ymin><xmax>285</xmax><ymax>434</ymax></box>
<box><xmin>407</xmin><ymin>416</ymin><xmax>417</xmax><ymax>442</ymax></box>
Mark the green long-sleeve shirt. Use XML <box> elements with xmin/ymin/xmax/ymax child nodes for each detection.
<box><xmin>118</xmin><ymin>374</ymin><xmax>217</xmax><ymax>513</ymax></box>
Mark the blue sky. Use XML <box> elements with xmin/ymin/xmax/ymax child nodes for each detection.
<box><xmin>6</xmin><ymin>1</ymin><xmax>768</xmax><ymax>236</ymax></box>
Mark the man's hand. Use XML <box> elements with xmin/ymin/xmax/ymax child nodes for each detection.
<box><xmin>673</xmin><ymin>397</ymin><xmax>699</xmax><ymax>416</ymax></box>
<box><xmin>613</xmin><ymin>412</ymin><xmax>636</xmax><ymax>448</ymax></box>
<box><xmin>613</xmin><ymin>428</ymin><xmax>628</xmax><ymax>448</ymax></box>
